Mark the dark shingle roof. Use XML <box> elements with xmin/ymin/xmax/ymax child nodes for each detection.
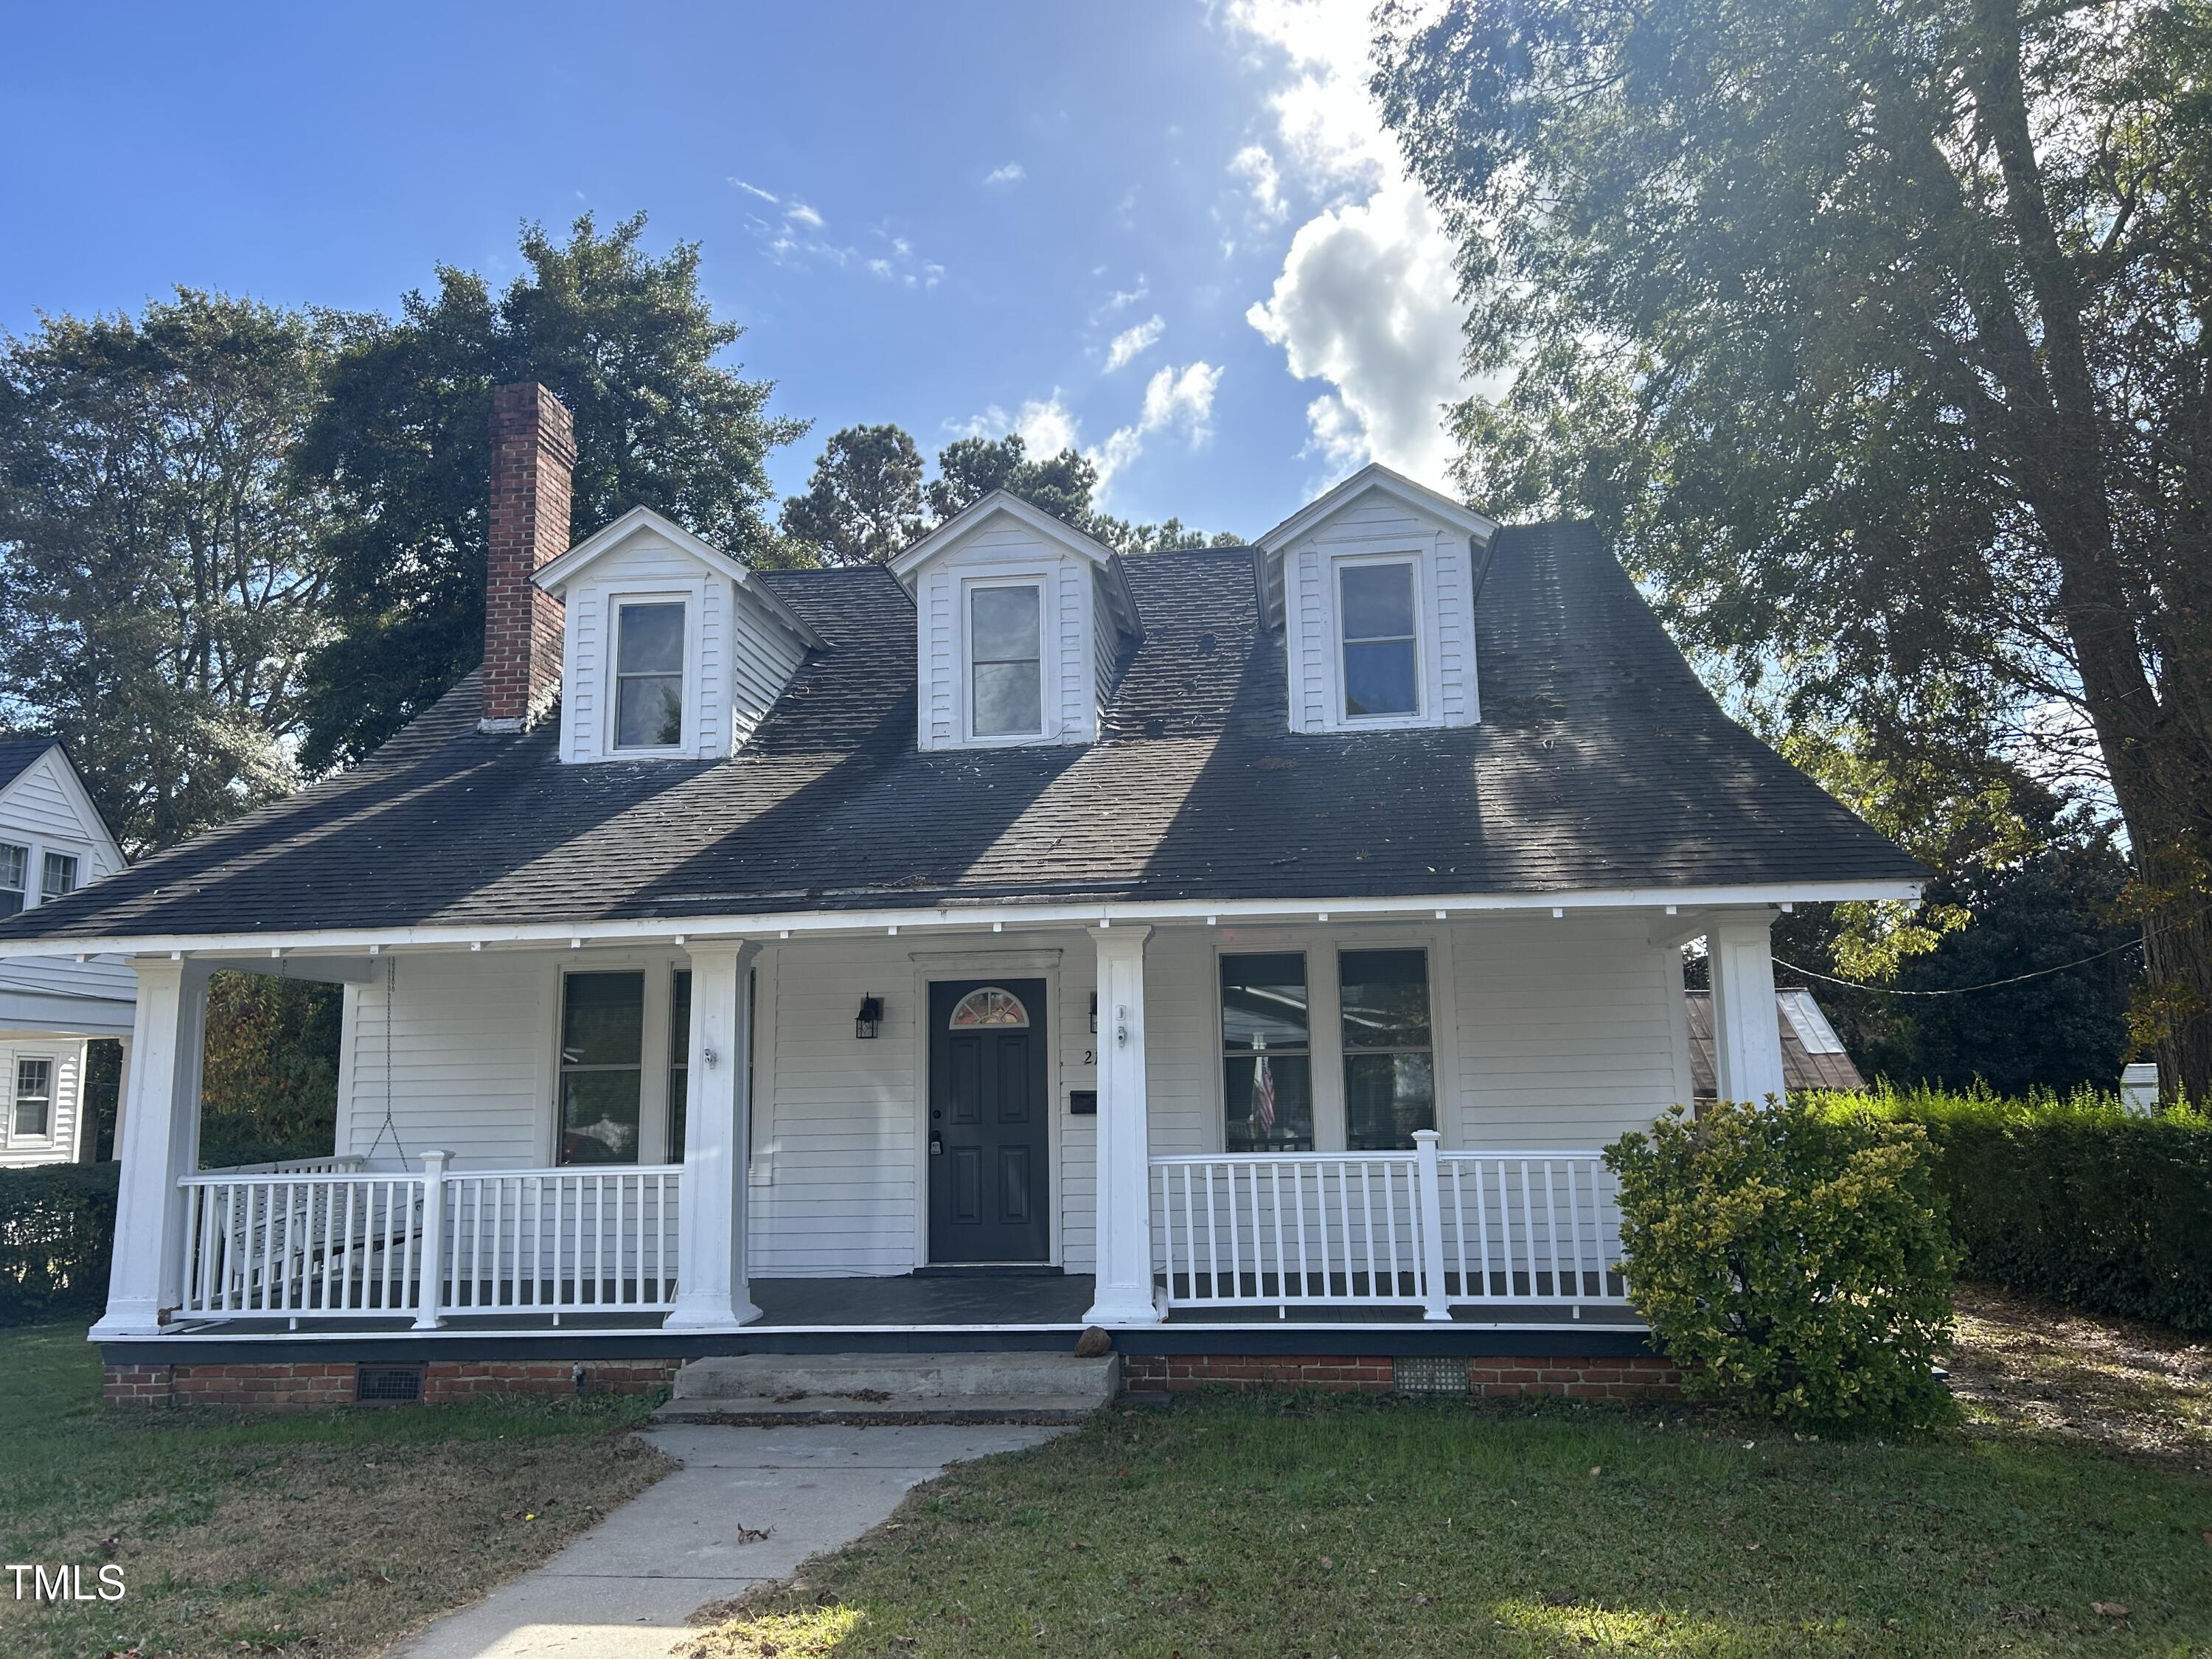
<box><xmin>0</xmin><ymin>737</ymin><xmax>58</xmax><ymax>794</ymax></box>
<box><xmin>0</xmin><ymin>523</ymin><xmax>1923</xmax><ymax>945</ymax></box>
<box><xmin>1684</xmin><ymin>990</ymin><xmax>1868</xmax><ymax>1096</ymax></box>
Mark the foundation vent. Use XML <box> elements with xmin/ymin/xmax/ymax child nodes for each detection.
<box><xmin>355</xmin><ymin>1363</ymin><xmax>427</xmax><ymax>1405</ymax></box>
<box><xmin>1392</xmin><ymin>1355</ymin><xmax>1470</xmax><ymax>1397</ymax></box>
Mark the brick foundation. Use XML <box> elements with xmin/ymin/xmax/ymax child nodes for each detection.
<box><xmin>102</xmin><ymin>1357</ymin><xmax>680</xmax><ymax>1411</ymax></box>
<box><xmin>1122</xmin><ymin>1353</ymin><xmax>1680</xmax><ymax>1399</ymax></box>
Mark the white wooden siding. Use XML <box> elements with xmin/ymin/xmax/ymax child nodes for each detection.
<box><xmin>335</xmin><ymin>952</ymin><xmax>552</xmax><ymax>1169</ymax></box>
<box><xmin>912</xmin><ymin>515</ymin><xmax>1099</xmax><ymax>750</ymax></box>
<box><xmin>0</xmin><ymin>751</ymin><xmax>133</xmax><ymax>1026</ymax></box>
<box><xmin>0</xmin><ymin>1037</ymin><xmax>86</xmax><ymax>1167</ymax></box>
<box><xmin>1277</xmin><ymin>495</ymin><xmax>1480</xmax><ymax>733</ymax></box>
<box><xmin>1091</xmin><ymin>567</ymin><xmax>1122</xmax><ymax>717</ymax></box>
<box><xmin>1449</xmin><ymin>915</ymin><xmax>1686</xmax><ymax>1147</ymax></box>
<box><xmin>729</xmin><ymin>584</ymin><xmax>808</xmax><ymax>741</ymax></box>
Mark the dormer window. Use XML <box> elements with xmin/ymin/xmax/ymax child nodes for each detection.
<box><xmin>1338</xmin><ymin>559</ymin><xmax>1420</xmax><ymax>720</ymax></box>
<box><xmin>613</xmin><ymin>600</ymin><xmax>686</xmax><ymax>751</ymax></box>
<box><xmin>967</xmin><ymin>581</ymin><xmax>1046</xmax><ymax>740</ymax></box>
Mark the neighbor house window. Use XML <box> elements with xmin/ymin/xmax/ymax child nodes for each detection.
<box><xmin>667</xmin><ymin>969</ymin><xmax>692</xmax><ymax>1163</ymax></box>
<box><xmin>613</xmin><ymin>601</ymin><xmax>686</xmax><ymax>750</ymax></box>
<box><xmin>41</xmin><ymin>852</ymin><xmax>77</xmax><ymax>903</ymax></box>
<box><xmin>0</xmin><ymin>844</ymin><xmax>24</xmax><ymax>917</ymax></box>
<box><xmin>1338</xmin><ymin>560</ymin><xmax>1419</xmax><ymax>718</ymax></box>
<box><xmin>1220</xmin><ymin>953</ymin><xmax>1313</xmax><ymax>1152</ymax></box>
<box><xmin>11</xmin><ymin>1058</ymin><xmax>53</xmax><ymax>1140</ymax></box>
<box><xmin>1340</xmin><ymin>948</ymin><xmax>1434</xmax><ymax>1150</ymax></box>
<box><xmin>559</xmin><ymin>971</ymin><xmax>644</xmax><ymax>1164</ymax></box>
<box><xmin>968</xmin><ymin>582</ymin><xmax>1044</xmax><ymax>738</ymax></box>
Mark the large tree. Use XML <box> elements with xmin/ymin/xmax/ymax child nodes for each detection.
<box><xmin>0</xmin><ymin>291</ymin><xmax>341</xmax><ymax>850</ymax></box>
<box><xmin>298</xmin><ymin>212</ymin><xmax>804</xmax><ymax>768</ymax></box>
<box><xmin>924</xmin><ymin>433</ymin><xmax>1098</xmax><ymax>526</ymax></box>
<box><xmin>779</xmin><ymin>423</ymin><xmax>926</xmax><ymax>565</ymax></box>
<box><xmin>1379</xmin><ymin>0</ymin><xmax>2212</xmax><ymax>1098</ymax></box>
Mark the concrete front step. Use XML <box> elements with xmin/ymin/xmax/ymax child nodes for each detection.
<box><xmin>659</xmin><ymin>1351</ymin><xmax>1118</xmax><ymax>1424</ymax></box>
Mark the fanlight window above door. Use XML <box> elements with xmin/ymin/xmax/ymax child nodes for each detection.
<box><xmin>947</xmin><ymin>987</ymin><xmax>1030</xmax><ymax>1029</ymax></box>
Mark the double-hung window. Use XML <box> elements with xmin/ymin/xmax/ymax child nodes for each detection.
<box><xmin>968</xmin><ymin>582</ymin><xmax>1044</xmax><ymax>739</ymax></box>
<box><xmin>613</xmin><ymin>601</ymin><xmax>686</xmax><ymax>751</ymax></box>
<box><xmin>558</xmin><ymin>972</ymin><xmax>645</xmax><ymax>1164</ymax></box>
<box><xmin>1339</xmin><ymin>948</ymin><xmax>1435</xmax><ymax>1150</ymax></box>
<box><xmin>41</xmin><ymin>852</ymin><xmax>76</xmax><ymax>903</ymax></box>
<box><xmin>1338</xmin><ymin>560</ymin><xmax>1419</xmax><ymax>719</ymax></box>
<box><xmin>11</xmin><ymin>1057</ymin><xmax>53</xmax><ymax>1141</ymax></box>
<box><xmin>1220</xmin><ymin>953</ymin><xmax>1315</xmax><ymax>1152</ymax></box>
<box><xmin>0</xmin><ymin>844</ymin><xmax>24</xmax><ymax>917</ymax></box>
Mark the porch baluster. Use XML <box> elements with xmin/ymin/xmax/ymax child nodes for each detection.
<box><xmin>412</xmin><ymin>1152</ymin><xmax>448</xmax><ymax>1329</ymax></box>
<box><xmin>1413</xmin><ymin>1130</ymin><xmax>1451</xmax><ymax>1321</ymax></box>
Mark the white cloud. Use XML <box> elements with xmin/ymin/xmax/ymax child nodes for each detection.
<box><xmin>785</xmin><ymin>201</ymin><xmax>826</xmax><ymax>230</ymax></box>
<box><xmin>1246</xmin><ymin>180</ymin><xmax>1466</xmax><ymax>485</ymax></box>
<box><xmin>1103</xmin><ymin>314</ymin><xmax>1165</xmax><ymax>372</ymax></box>
<box><xmin>867</xmin><ymin>257</ymin><xmax>894</xmax><ymax>279</ymax></box>
<box><xmin>729</xmin><ymin>178</ymin><xmax>779</xmax><ymax>203</ymax></box>
<box><xmin>1230</xmin><ymin>143</ymin><xmax>1286</xmax><ymax>222</ymax></box>
<box><xmin>1095</xmin><ymin>361</ymin><xmax>1222</xmax><ymax>493</ymax></box>
<box><xmin>1225</xmin><ymin>0</ymin><xmax>1470</xmax><ymax>489</ymax></box>
<box><xmin>955</xmin><ymin>362</ymin><xmax>1223</xmax><ymax>499</ymax></box>
<box><xmin>983</xmin><ymin>161</ymin><xmax>1027</xmax><ymax>185</ymax></box>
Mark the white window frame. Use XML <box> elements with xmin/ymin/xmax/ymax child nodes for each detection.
<box><xmin>40</xmin><ymin>849</ymin><xmax>77</xmax><ymax>903</ymax></box>
<box><xmin>4</xmin><ymin>1051</ymin><xmax>58</xmax><ymax>1147</ymax></box>
<box><xmin>0</xmin><ymin>841</ymin><xmax>26</xmax><ymax>918</ymax></box>
<box><xmin>543</xmin><ymin>955</ymin><xmax>685</xmax><ymax>1168</ymax></box>
<box><xmin>1333</xmin><ymin>551</ymin><xmax>1427</xmax><ymax>727</ymax></box>
<box><xmin>1207</xmin><ymin>926</ymin><xmax>1457</xmax><ymax>1154</ymax></box>
<box><xmin>959</xmin><ymin>571</ymin><xmax>1055</xmax><ymax>746</ymax></box>
<box><xmin>602</xmin><ymin>589</ymin><xmax>700</xmax><ymax>759</ymax></box>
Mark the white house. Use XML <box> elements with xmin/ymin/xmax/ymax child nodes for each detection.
<box><xmin>0</xmin><ymin>384</ymin><xmax>1924</xmax><ymax>1406</ymax></box>
<box><xmin>0</xmin><ymin>737</ymin><xmax>133</xmax><ymax>1168</ymax></box>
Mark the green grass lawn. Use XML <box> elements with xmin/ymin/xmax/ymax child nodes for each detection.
<box><xmin>0</xmin><ymin>1319</ymin><xmax>672</xmax><ymax>1658</ymax></box>
<box><xmin>687</xmin><ymin>1322</ymin><xmax>2212</xmax><ymax>1658</ymax></box>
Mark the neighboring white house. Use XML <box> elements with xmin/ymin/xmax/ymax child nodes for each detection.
<box><xmin>0</xmin><ymin>737</ymin><xmax>133</xmax><ymax>1167</ymax></box>
<box><xmin>1</xmin><ymin>384</ymin><xmax>1927</xmax><ymax>1405</ymax></box>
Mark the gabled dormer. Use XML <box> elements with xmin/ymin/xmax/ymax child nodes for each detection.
<box><xmin>890</xmin><ymin>492</ymin><xmax>1140</xmax><ymax>751</ymax></box>
<box><xmin>1255</xmin><ymin>464</ymin><xmax>1498</xmax><ymax>734</ymax></box>
<box><xmin>533</xmin><ymin>507</ymin><xmax>822</xmax><ymax>765</ymax></box>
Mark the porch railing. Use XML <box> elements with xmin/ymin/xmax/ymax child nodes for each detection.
<box><xmin>175</xmin><ymin>1155</ymin><xmax>682</xmax><ymax>1326</ymax></box>
<box><xmin>1151</xmin><ymin>1133</ymin><xmax>1627</xmax><ymax>1318</ymax></box>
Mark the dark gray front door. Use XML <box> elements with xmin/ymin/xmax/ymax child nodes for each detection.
<box><xmin>928</xmin><ymin>978</ymin><xmax>1050</xmax><ymax>1264</ymax></box>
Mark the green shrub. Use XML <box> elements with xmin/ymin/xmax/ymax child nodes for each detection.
<box><xmin>0</xmin><ymin>1162</ymin><xmax>119</xmax><ymax>1326</ymax></box>
<box><xmin>1607</xmin><ymin>1099</ymin><xmax>1958</xmax><ymax>1436</ymax></box>
<box><xmin>1809</xmin><ymin>1084</ymin><xmax>2212</xmax><ymax>1332</ymax></box>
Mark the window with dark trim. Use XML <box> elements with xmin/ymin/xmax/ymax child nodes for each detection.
<box><xmin>559</xmin><ymin>972</ymin><xmax>644</xmax><ymax>1164</ymax></box>
<box><xmin>1340</xmin><ymin>947</ymin><xmax>1435</xmax><ymax>1150</ymax></box>
<box><xmin>1220</xmin><ymin>952</ymin><xmax>1314</xmax><ymax>1152</ymax></box>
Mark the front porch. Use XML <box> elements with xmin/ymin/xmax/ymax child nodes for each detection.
<box><xmin>88</xmin><ymin>900</ymin><xmax>1804</xmax><ymax>1360</ymax></box>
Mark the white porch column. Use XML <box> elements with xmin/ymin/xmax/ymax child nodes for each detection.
<box><xmin>666</xmin><ymin>940</ymin><xmax>762</xmax><ymax>1330</ymax></box>
<box><xmin>1708</xmin><ymin>912</ymin><xmax>1787</xmax><ymax>1106</ymax></box>
<box><xmin>90</xmin><ymin>959</ymin><xmax>211</xmax><ymax>1339</ymax></box>
<box><xmin>1085</xmin><ymin>924</ymin><xmax>1163</xmax><ymax>1326</ymax></box>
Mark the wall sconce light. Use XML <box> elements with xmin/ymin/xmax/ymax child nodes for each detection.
<box><xmin>855</xmin><ymin>995</ymin><xmax>883</xmax><ymax>1040</ymax></box>
<box><xmin>1089</xmin><ymin>992</ymin><xmax>1098</xmax><ymax>1034</ymax></box>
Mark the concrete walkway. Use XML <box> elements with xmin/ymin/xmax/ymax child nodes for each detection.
<box><xmin>384</xmin><ymin>1422</ymin><xmax>1068</xmax><ymax>1659</ymax></box>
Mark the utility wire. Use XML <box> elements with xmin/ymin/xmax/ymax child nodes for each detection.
<box><xmin>1773</xmin><ymin>904</ymin><xmax>2212</xmax><ymax>998</ymax></box>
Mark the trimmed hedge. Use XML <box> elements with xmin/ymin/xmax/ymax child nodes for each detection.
<box><xmin>1811</xmin><ymin>1085</ymin><xmax>2212</xmax><ymax>1333</ymax></box>
<box><xmin>0</xmin><ymin>1161</ymin><xmax>119</xmax><ymax>1326</ymax></box>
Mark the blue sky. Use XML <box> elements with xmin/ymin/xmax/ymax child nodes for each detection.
<box><xmin>0</xmin><ymin>1</ymin><xmax>1471</xmax><ymax>540</ymax></box>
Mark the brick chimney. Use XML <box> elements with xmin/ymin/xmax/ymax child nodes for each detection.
<box><xmin>478</xmin><ymin>382</ymin><xmax>577</xmax><ymax>731</ymax></box>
